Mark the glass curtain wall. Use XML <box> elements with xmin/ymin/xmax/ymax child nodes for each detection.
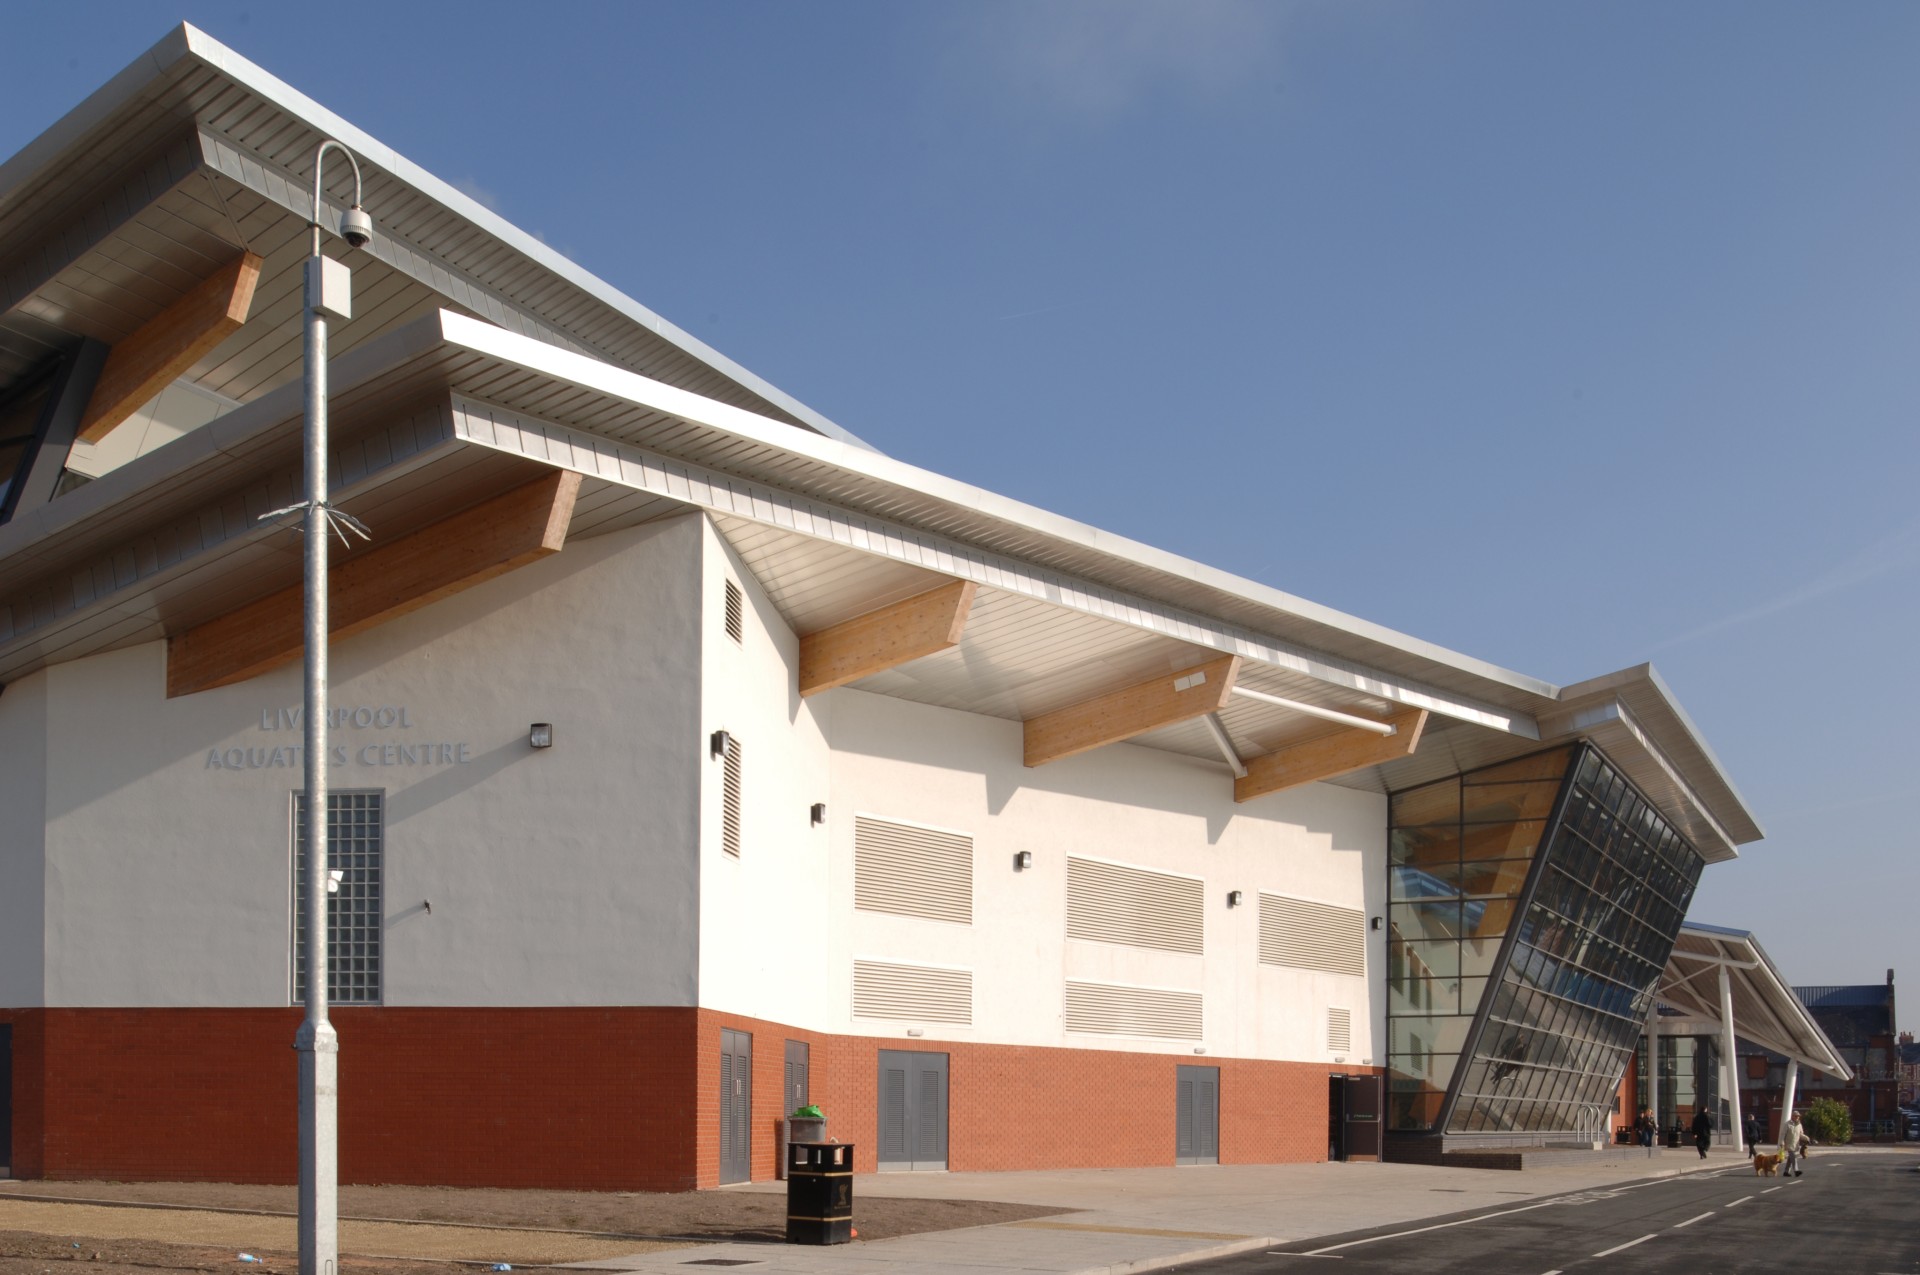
<box><xmin>1388</xmin><ymin>744</ymin><xmax>1706</xmax><ymax>1136</ymax></box>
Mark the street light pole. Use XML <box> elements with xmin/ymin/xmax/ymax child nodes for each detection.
<box><xmin>297</xmin><ymin>138</ymin><xmax>371</xmax><ymax>1275</ymax></box>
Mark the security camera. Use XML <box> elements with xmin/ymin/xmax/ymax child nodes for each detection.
<box><xmin>340</xmin><ymin>205</ymin><xmax>373</xmax><ymax>248</ymax></box>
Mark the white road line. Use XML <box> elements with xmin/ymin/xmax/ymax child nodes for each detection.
<box><xmin>1303</xmin><ymin>1201</ymin><xmax>1561</xmax><ymax>1255</ymax></box>
<box><xmin>1762</xmin><ymin>1186</ymin><xmax>1784</xmax><ymax>1194</ymax></box>
<box><xmin>1592</xmin><ymin>1234</ymin><xmax>1657</xmax><ymax>1258</ymax></box>
<box><xmin>1726</xmin><ymin>1195</ymin><xmax>1754</xmax><ymax>1208</ymax></box>
<box><xmin>1671</xmin><ymin>1211</ymin><xmax>1716</xmax><ymax>1229</ymax></box>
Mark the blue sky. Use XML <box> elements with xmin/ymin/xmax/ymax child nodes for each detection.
<box><xmin>3</xmin><ymin>2</ymin><xmax>1916</xmax><ymax>991</ymax></box>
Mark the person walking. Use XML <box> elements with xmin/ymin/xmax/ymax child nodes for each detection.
<box><xmin>1743</xmin><ymin>1112</ymin><xmax>1763</xmax><ymax>1157</ymax></box>
<box><xmin>1638</xmin><ymin>1108</ymin><xmax>1656</xmax><ymax>1149</ymax></box>
<box><xmin>1781</xmin><ymin>1111</ymin><xmax>1810</xmax><ymax>1177</ymax></box>
<box><xmin>1691</xmin><ymin>1107</ymin><xmax>1714</xmax><ymax>1159</ymax></box>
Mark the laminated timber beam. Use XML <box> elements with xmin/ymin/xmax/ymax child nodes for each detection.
<box><xmin>166</xmin><ymin>469</ymin><xmax>581</xmax><ymax>698</ymax></box>
<box><xmin>798</xmin><ymin>579</ymin><xmax>977</xmax><ymax>697</ymax></box>
<box><xmin>1234</xmin><ymin>707</ymin><xmax>1429</xmax><ymax>803</ymax></box>
<box><xmin>1024</xmin><ymin>654</ymin><xmax>1240</xmax><ymax>768</ymax></box>
<box><xmin>76</xmin><ymin>250</ymin><xmax>262</xmax><ymax>444</ymax></box>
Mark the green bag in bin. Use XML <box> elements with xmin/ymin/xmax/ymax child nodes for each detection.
<box><xmin>793</xmin><ymin>1104</ymin><xmax>824</xmax><ymax>1119</ymax></box>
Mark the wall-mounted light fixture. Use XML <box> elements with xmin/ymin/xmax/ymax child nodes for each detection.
<box><xmin>1227</xmin><ymin>890</ymin><xmax>1244</xmax><ymax>908</ymax></box>
<box><xmin>710</xmin><ymin>729</ymin><xmax>732</xmax><ymax>760</ymax></box>
<box><xmin>1013</xmin><ymin>850</ymin><xmax>1033</xmax><ymax>871</ymax></box>
<box><xmin>1370</xmin><ymin>916</ymin><xmax>1383</xmax><ymax>931</ymax></box>
<box><xmin>810</xmin><ymin>802</ymin><xmax>827</xmax><ymax>826</ymax></box>
<box><xmin>906</xmin><ymin>1028</ymin><xmax>925</xmax><ymax>1038</ymax></box>
<box><xmin>423</xmin><ymin>900</ymin><xmax>432</xmax><ymax>915</ymax></box>
<box><xmin>529</xmin><ymin>723</ymin><xmax>553</xmax><ymax>750</ymax></box>
<box><xmin>1193</xmin><ymin>1046</ymin><xmax>1208</xmax><ymax>1055</ymax></box>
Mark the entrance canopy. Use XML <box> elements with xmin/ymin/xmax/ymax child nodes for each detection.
<box><xmin>1658</xmin><ymin>922</ymin><xmax>1850</xmax><ymax>1077</ymax></box>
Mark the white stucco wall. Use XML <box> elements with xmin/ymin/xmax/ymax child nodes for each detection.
<box><xmin>823</xmin><ymin>689</ymin><xmax>1386</xmax><ymax>1064</ymax></box>
<box><xmin>0</xmin><ymin>670</ymin><xmax>48</xmax><ymax>1006</ymax></box>
<box><xmin>694</xmin><ymin>520</ymin><xmax>837</xmax><ymax>1025</ymax></box>
<box><xmin>39</xmin><ymin>515</ymin><xmax>705</xmax><ymax>1008</ymax></box>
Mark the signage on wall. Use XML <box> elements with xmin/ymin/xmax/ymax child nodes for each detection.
<box><xmin>203</xmin><ymin>704</ymin><xmax>474</xmax><ymax>771</ymax></box>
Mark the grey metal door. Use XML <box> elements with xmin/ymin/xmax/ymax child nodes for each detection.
<box><xmin>784</xmin><ymin>1040</ymin><xmax>809</xmax><ymax>1114</ymax></box>
<box><xmin>1176</xmin><ymin>1064</ymin><xmax>1219</xmax><ymax>1164</ymax></box>
<box><xmin>720</xmin><ymin>1029</ymin><xmax>752</xmax><ymax>1183</ymax></box>
<box><xmin>877</xmin><ymin>1050</ymin><xmax>948</xmax><ymax>1171</ymax></box>
<box><xmin>1341</xmin><ymin>1073</ymin><xmax>1381</xmax><ymax>1160</ymax></box>
<box><xmin>0</xmin><ymin>1023</ymin><xmax>10</xmax><ymax>1174</ymax></box>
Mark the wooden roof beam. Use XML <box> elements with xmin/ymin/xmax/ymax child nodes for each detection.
<box><xmin>166</xmin><ymin>469</ymin><xmax>581</xmax><ymax>698</ymax></box>
<box><xmin>1234</xmin><ymin>707</ymin><xmax>1428</xmax><ymax>803</ymax></box>
<box><xmin>798</xmin><ymin>579</ymin><xmax>976</xmax><ymax>697</ymax></box>
<box><xmin>1024</xmin><ymin>654</ymin><xmax>1240</xmax><ymax>768</ymax></box>
<box><xmin>76</xmin><ymin>249</ymin><xmax>263</xmax><ymax>444</ymax></box>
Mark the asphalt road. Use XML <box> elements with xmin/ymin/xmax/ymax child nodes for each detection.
<box><xmin>1198</xmin><ymin>1150</ymin><xmax>1920</xmax><ymax>1275</ymax></box>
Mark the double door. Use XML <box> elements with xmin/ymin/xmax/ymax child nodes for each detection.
<box><xmin>1175</xmin><ymin>1064</ymin><xmax>1219</xmax><ymax>1164</ymax></box>
<box><xmin>877</xmin><ymin>1050</ymin><xmax>948</xmax><ymax>1171</ymax></box>
<box><xmin>720</xmin><ymin>1029</ymin><xmax>752</xmax><ymax>1184</ymax></box>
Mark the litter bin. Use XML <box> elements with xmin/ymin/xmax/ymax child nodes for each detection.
<box><xmin>1665</xmin><ymin>1124</ymin><xmax>1682</xmax><ymax>1149</ymax></box>
<box><xmin>787</xmin><ymin>1142</ymin><xmax>853</xmax><ymax>1245</ymax></box>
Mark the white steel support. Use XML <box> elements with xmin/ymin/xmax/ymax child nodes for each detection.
<box><xmin>1646</xmin><ymin>996</ymin><xmax>1661</xmax><ymax>1147</ymax></box>
<box><xmin>1718</xmin><ymin>964</ymin><xmax>1743</xmax><ymax>1153</ymax></box>
<box><xmin>1781</xmin><ymin>1058</ymin><xmax>1801</xmax><ymax>1131</ymax></box>
<box><xmin>1200</xmin><ymin>712</ymin><xmax>1247</xmax><ymax>777</ymax></box>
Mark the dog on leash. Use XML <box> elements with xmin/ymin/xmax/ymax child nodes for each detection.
<box><xmin>1753</xmin><ymin>1151</ymin><xmax>1782</xmax><ymax>1176</ymax></box>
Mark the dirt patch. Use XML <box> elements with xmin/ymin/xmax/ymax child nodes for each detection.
<box><xmin>0</xmin><ymin>1180</ymin><xmax>1069</xmax><ymax>1269</ymax></box>
<box><xmin>0</xmin><ymin>1230</ymin><xmax>463</xmax><ymax>1275</ymax></box>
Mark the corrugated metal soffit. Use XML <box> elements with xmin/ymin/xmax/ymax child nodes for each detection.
<box><xmin>1066</xmin><ymin>856</ymin><xmax>1204</xmax><ymax>955</ymax></box>
<box><xmin>1259</xmin><ymin>893</ymin><xmax>1366</xmax><ymax>978</ymax></box>
<box><xmin>854</xmin><ymin>816</ymin><xmax>973</xmax><ymax>924</ymax></box>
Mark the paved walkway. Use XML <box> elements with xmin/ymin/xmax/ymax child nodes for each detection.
<box><xmin>569</xmin><ymin>1145</ymin><xmax>1798</xmax><ymax>1275</ymax></box>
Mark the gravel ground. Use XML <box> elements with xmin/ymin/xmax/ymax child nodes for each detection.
<box><xmin>0</xmin><ymin>1179</ymin><xmax>1068</xmax><ymax>1272</ymax></box>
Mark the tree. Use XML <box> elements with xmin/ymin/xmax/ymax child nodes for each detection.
<box><xmin>1801</xmin><ymin>1096</ymin><xmax>1852</xmax><ymax>1144</ymax></box>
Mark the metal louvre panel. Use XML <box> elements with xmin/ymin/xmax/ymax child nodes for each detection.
<box><xmin>1064</xmin><ymin>980</ymin><xmax>1203</xmax><ymax>1040</ymax></box>
<box><xmin>854</xmin><ymin>815</ymin><xmax>973</xmax><ymax>925</ymax></box>
<box><xmin>721</xmin><ymin>737</ymin><xmax>742</xmax><ymax>858</ymax></box>
<box><xmin>852</xmin><ymin>960</ymin><xmax>972</xmax><ymax>1025</ymax></box>
<box><xmin>1260</xmin><ymin>894</ymin><xmax>1366</xmax><ymax>978</ymax></box>
<box><xmin>1328</xmin><ymin>1007</ymin><xmax>1354</xmax><ymax>1053</ymax></box>
<box><xmin>723</xmin><ymin>579</ymin><xmax>743</xmax><ymax>643</ymax></box>
<box><xmin>1066</xmin><ymin>856</ymin><xmax>1203</xmax><ymax>955</ymax></box>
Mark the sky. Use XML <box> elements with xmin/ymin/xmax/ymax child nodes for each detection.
<box><xmin>2</xmin><ymin>2</ymin><xmax>1915</xmax><ymax>994</ymax></box>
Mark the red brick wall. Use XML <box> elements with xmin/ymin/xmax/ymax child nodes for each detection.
<box><xmin>14</xmin><ymin>1005</ymin><xmax>1368</xmax><ymax>1189</ymax></box>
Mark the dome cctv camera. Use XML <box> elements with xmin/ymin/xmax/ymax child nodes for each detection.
<box><xmin>340</xmin><ymin>205</ymin><xmax>372</xmax><ymax>248</ymax></box>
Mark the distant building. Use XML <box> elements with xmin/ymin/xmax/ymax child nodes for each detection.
<box><xmin>1735</xmin><ymin>973</ymin><xmax>1899</xmax><ymax>1138</ymax></box>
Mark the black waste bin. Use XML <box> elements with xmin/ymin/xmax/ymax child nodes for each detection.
<box><xmin>1665</xmin><ymin>1124</ymin><xmax>1682</xmax><ymax>1149</ymax></box>
<box><xmin>786</xmin><ymin>1141</ymin><xmax>853</xmax><ymax>1245</ymax></box>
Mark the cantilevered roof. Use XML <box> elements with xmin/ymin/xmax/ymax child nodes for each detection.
<box><xmin>0</xmin><ymin>302</ymin><xmax>1764</xmax><ymax>860</ymax></box>
<box><xmin>0</xmin><ymin>23</ymin><xmax>866</xmax><ymax>446</ymax></box>
<box><xmin>1659</xmin><ymin>923</ymin><xmax>1851</xmax><ymax>1078</ymax></box>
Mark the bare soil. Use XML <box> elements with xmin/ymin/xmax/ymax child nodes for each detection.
<box><xmin>0</xmin><ymin>1180</ymin><xmax>1067</xmax><ymax>1274</ymax></box>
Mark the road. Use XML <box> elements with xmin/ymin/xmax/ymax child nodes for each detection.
<box><xmin>1196</xmin><ymin>1150</ymin><xmax>1920</xmax><ymax>1275</ymax></box>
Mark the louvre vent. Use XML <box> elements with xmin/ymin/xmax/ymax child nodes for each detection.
<box><xmin>855</xmin><ymin>816</ymin><xmax>973</xmax><ymax>924</ymax></box>
<box><xmin>1259</xmin><ymin>893</ymin><xmax>1365</xmax><ymax>977</ymax></box>
<box><xmin>723</xmin><ymin>579</ymin><xmax>744</xmax><ymax>644</ymax></box>
<box><xmin>1064</xmin><ymin>980</ymin><xmax>1203</xmax><ymax>1040</ymax></box>
<box><xmin>721</xmin><ymin>736</ymin><xmax>742</xmax><ymax>858</ymax></box>
<box><xmin>853</xmin><ymin>959</ymin><xmax>972</xmax><ymax>1024</ymax></box>
<box><xmin>1066</xmin><ymin>856</ymin><xmax>1203</xmax><ymax>954</ymax></box>
<box><xmin>1328</xmin><ymin>1006</ymin><xmax>1353</xmax><ymax>1053</ymax></box>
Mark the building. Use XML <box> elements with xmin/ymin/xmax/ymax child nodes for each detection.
<box><xmin>0</xmin><ymin>26</ymin><xmax>1769</xmax><ymax>1189</ymax></box>
<box><xmin>1733</xmin><ymin>976</ymin><xmax>1899</xmax><ymax>1139</ymax></box>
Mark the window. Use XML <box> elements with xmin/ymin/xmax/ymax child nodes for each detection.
<box><xmin>292</xmin><ymin>790</ymin><xmax>384</xmax><ymax>1005</ymax></box>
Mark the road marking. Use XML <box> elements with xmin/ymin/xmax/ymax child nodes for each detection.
<box><xmin>1671</xmin><ymin>1212</ymin><xmax>1716</xmax><ymax>1229</ymax></box>
<box><xmin>1762</xmin><ymin>1186</ymin><xmax>1784</xmax><ymax>1194</ymax></box>
<box><xmin>1592</xmin><ymin>1234</ymin><xmax>1657</xmax><ymax>1257</ymax></box>
<box><xmin>1726</xmin><ymin>1195</ymin><xmax>1754</xmax><ymax>1208</ymax></box>
<box><xmin>1303</xmin><ymin>1201</ymin><xmax>1560</xmax><ymax>1254</ymax></box>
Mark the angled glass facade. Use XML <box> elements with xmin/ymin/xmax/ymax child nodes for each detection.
<box><xmin>1387</xmin><ymin>744</ymin><xmax>1704</xmax><ymax>1136</ymax></box>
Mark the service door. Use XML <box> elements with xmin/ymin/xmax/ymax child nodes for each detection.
<box><xmin>0</xmin><ymin>1023</ymin><xmax>11</xmax><ymax>1175</ymax></box>
<box><xmin>877</xmin><ymin>1050</ymin><xmax>948</xmax><ymax>1171</ymax></box>
<box><xmin>720</xmin><ymin>1029</ymin><xmax>752</xmax><ymax>1184</ymax></box>
<box><xmin>1341</xmin><ymin>1073</ymin><xmax>1382</xmax><ymax>1160</ymax></box>
<box><xmin>784</xmin><ymin>1040</ymin><xmax>810</xmax><ymax>1114</ymax></box>
<box><xmin>1175</xmin><ymin>1064</ymin><xmax>1219</xmax><ymax>1165</ymax></box>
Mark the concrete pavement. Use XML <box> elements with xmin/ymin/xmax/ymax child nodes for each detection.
<box><xmin>567</xmin><ymin>1144</ymin><xmax>1784</xmax><ymax>1275</ymax></box>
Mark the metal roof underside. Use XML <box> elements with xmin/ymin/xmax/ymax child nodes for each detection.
<box><xmin>1658</xmin><ymin>924</ymin><xmax>1851</xmax><ymax>1078</ymax></box>
<box><xmin>0</xmin><ymin>23</ymin><xmax>864</xmax><ymax>445</ymax></box>
<box><xmin>0</xmin><ymin>309</ymin><xmax>1763</xmax><ymax>861</ymax></box>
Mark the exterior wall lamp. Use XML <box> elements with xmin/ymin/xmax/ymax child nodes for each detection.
<box><xmin>529</xmin><ymin>723</ymin><xmax>554</xmax><ymax>750</ymax></box>
<box><xmin>810</xmin><ymin>802</ymin><xmax>826</xmax><ymax>826</ymax></box>
<box><xmin>1013</xmin><ymin>850</ymin><xmax>1033</xmax><ymax>870</ymax></box>
<box><xmin>710</xmin><ymin>729</ymin><xmax>732</xmax><ymax>760</ymax></box>
<box><xmin>1227</xmin><ymin>890</ymin><xmax>1244</xmax><ymax>908</ymax></box>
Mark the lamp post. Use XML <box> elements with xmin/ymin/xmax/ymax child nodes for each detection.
<box><xmin>296</xmin><ymin>138</ymin><xmax>372</xmax><ymax>1275</ymax></box>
